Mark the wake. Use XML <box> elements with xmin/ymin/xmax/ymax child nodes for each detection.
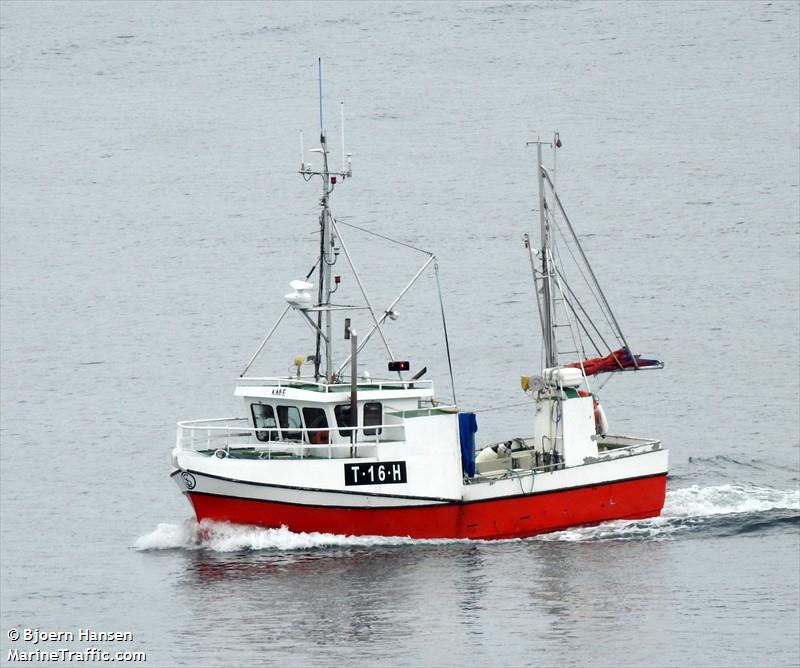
<box><xmin>134</xmin><ymin>483</ymin><xmax>799</xmax><ymax>552</ymax></box>
<box><xmin>535</xmin><ymin>483</ymin><xmax>799</xmax><ymax>542</ymax></box>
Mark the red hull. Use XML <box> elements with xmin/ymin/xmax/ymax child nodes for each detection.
<box><xmin>186</xmin><ymin>474</ymin><xmax>667</xmax><ymax>540</ymax></box>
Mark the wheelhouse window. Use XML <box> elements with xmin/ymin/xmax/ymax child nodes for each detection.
<box><xmin>251</xmin><ymin>403</ymin><xmax>277</xmax><ymax>442</ymax></box>
<box><xmin>334</xmin><ymin>404</ymin><xmax>354</xmax><ymax>438</ymax></box>
<box><xmin>363</xmin><ymin>402</ymin><xmax>383</xmax><ymax>436</ymax></box>
<box><xmin>277</xmin><ymin>405</ymin><xmax>303</xmax><ymax>441</ymax></box>
<box><xmin>303</xmin><ymin>407</ymin><xmax>329</xmax><ymax>445</ymax></box>
<box><xmin>334</xmin><ymin>403</ymin><xmax>383</xmax><ymax>438</ymax></box>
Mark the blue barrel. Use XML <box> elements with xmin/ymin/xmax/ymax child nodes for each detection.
<box><xmin>458</xmin><ymin>412</ymin><xmax>478</xmax><ymax>478</ymax></box>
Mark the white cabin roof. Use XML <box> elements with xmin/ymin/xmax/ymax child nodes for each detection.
<box><xmin>234</xmin><ymin>377</ymin><xmax>435</xmax><ymax>403</ymax></box>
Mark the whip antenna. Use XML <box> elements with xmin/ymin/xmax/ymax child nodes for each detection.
<box><xmin>318</xmin><ymin>57</ymin><xmax>324</xmax><ymax>137</ymax></box>
<box><xmin>341</xmin><ymin>102</ymin><xmax>346</xmax><ymax>173</ymax></box>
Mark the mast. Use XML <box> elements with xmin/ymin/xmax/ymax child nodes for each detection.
<box><xmin>536</xmin><ymin>141</ymin><xmax>558</xmax><ymax>368</ymax></box>
<box><xmin>303</xmin><ymin>59</ymin><xmax>351</xmax><ymax>383</ymax></box>
<box><xmin>313</xmin><ymin>133</ymin><xmax>334</xmax><ymax>381</ymax></box>
<box><xmin>314</xmin><ymin>60</ymin><xmax>334</xmax><ymax>381</ymax></box>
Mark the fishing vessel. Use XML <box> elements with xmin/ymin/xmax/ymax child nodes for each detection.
<box><xmin>170</xmin><ymin>94</ymin><xmax>668</xmax><ymax>539</ymax></box>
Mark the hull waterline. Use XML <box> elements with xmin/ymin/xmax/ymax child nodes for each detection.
<box><xmin>182</xmin><ymin>473</ymin><xmax>667</xmax><ymax>540</ymax></box>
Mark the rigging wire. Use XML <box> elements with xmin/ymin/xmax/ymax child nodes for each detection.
<box><xmin>548</xmin><ymin>216</ymin><xmax>594</xmax><ymax>366</ymax></box>
<box><xmin>329</xmin><ymin>216</ymin><xmax>399</xmax><ymax>372</ymax></box>
<box><xmin>550</xmin><ymin>214</ymin><xmax>623</xmax><ymax>348</ymax></box>
<box><xmin>553</xmin><ymin>266</ymin><xmax>614</xmax><ymax>356</ymax></box>
<box><xmin>337</xmin><ymin>219</ymin><xmax>434</xmax><ymax>256</ymax></box>
<box><xmin>240</xmin><ymin>259</ymin><xmax>321</xmax><ymax>377</ymax></box>
<box><xmin>334</xmin><ymin>216</ymin><xmax>457</xmax><ymax>401</ymax></box>
<box><xmin>523</xmin><ymin>234</ymin><xmax>547</xmax><ymax>347</ymax></box>
<box><xmin>543</xmin><ymin>170</ymin><xmax>638</xmax><ymax>366</ymax></box>
<box><xmin>550</xmin><ymin>231</ymin><xmax>613</xmax><ymax>359</ymax></box>
<box><xmin>543</xmin><ymin>169</ymin><xmax>621</xmax><ymax>342</ymax></box>
<box><xmin>434</xmin><ymin>260</ymin><xmax>458</xmax><ymax>406</ymax></box>
<box><xmin>472</xmin><ymin>400</ymin><xmax>533</xmax><ymax>414</ymax></box>
<box><xmin>552</xmin><ymin>265</ymin><xmax>591</xmax><ymax>391</ymax></box>
<box><xmin>594</xmin><ymin>373</ymin><xmax>615</xmax><ymax>394</ymax></box>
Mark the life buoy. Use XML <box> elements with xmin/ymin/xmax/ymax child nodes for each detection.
<box><xmin>578</xmin><ymin>390</ymin><xmax>608</xmax><ymax>435</ymax></box>
<box><xmin>595</xmin><ymin>402</ymin><xmax>609</xmax><ymax>436</ymax></box>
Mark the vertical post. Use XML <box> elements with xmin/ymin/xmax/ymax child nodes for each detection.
<box><xmin>524</xmin><ymin>233</ymin><xmax>545</xmax><ymax>342</ymax></box>
<box><xmin>314</xmin><ymin>58</ymin><xmax>334</xmax><ymax>382</ymax></box>
<box><xmin>320</xmin><ymin>62</ymin><xmax>332</xmax><ymax>382</ymax></box>
<box><xmin>537</xmin><ymin>142</ymin><xmax>557</xmax><ymax>367</ymax></box>
<box><xmin>314</xmin><ymin>202</ymin><xmax>325</xmax><ymax>380</ymax></box>
<box><xmin>299</xmin><ymin>131</ymin><xmax>304</xmax><ymax>170</ymax></box>
<box><xmin>323</xmin><ymin>161</ymin><xmax>333</xmax><ymax>382</ymax></box>
<box><xmin>350</xmin><ymin>329</ymin><xmax>358</xmax><ymax>456</ymax></box>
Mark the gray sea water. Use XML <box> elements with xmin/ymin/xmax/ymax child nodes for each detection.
<box><xmin>1</xmin><ymin>2</ymin><xmax>799</xmax><ymax>667</ymax></box>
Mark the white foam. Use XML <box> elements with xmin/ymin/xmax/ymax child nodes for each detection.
<box><xmin>134</xmin><ymin>519</ymin><xmax>464</xmax><ymax>552</ymax></box>
<box><xmin>134</xmin><ymin>519</ymin><xmax>198</xmax><ymax>551</ymax></box>
<box><xmin>662</xmin><ymin>483</ymin><xmax>799</xmax><ymax>518</ymax></box>
<box><xmin>536</xmin><ymin>483</ymin><xmax>800</xmax><ymax>542</ymax></box>
<box><xmin>192</xmin><ymin>521</ymin><xmax>421</xmax><ymax>553</ymax></box>
<box><xmin>533</xmin><ymin>520</ymin><xmax>669</xmax><ymax>543</ymax></box>
<box><xmin>135</xmin><ymin>484</ymin><xmax>800</xmax><ymax>550</ymax></box>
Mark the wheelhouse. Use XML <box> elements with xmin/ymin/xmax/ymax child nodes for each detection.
<box><xmin>234</xmin><ymin>377</ymin><xmax>435</xmax><ymax>446</ymax></box>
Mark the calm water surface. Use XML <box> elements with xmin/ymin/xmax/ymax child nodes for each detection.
<box><xmin>1</xmin><ymin>2</ymin><xmax>798</xmax><ymax>667</ymax></box>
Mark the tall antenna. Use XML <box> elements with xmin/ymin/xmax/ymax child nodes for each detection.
<box><xmin>341</xmin><ymin>102</ymin><xmax>346</xmax><ymax>173</ymax></box>
<box><xmin>294</xmin><ymin>61</ymin><xmax>353</xmax><ymax>382</ymax></box>
<box><xmin>318</xmin><ymin>58</ymin><xmax>324</xmax><ymax>135</ymax></box>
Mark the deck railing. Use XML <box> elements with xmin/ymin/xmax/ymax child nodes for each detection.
<box><xmin>471</xmin><ymin>434</ymin><xmax>663</xmax><ymax>480</ymax></box>
<box><xmin>175</xmin><ymin>417</ymin><xmax>406</xmax><ymax>460</ymax></box>
<box><xmin>596</xmin><ymin>435</ymin><xmax>662</xmax><ymax>457</ymax></box>
<box><xmin>235</xmin><ymin>376</ymin><xmax>433</xmax><ymax>393</ymax></box>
